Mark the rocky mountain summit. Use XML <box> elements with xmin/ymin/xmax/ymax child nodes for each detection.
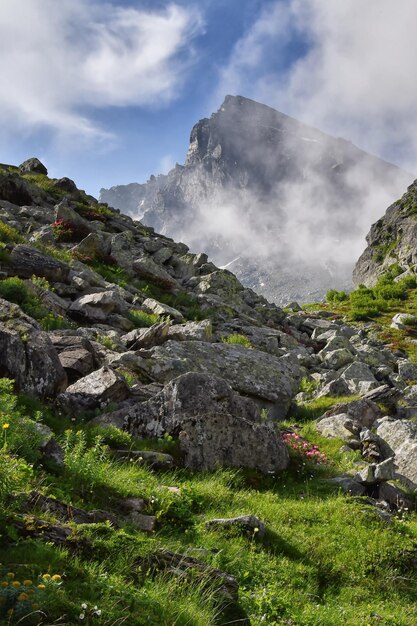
<box><xmin>2</xmin><ymin>159</ymin><xmax>417</xmax><ymax>624</ymax></box>
<box><xmin>100</xmin><ymin>95</ymin><xmax>410</xmax><ymax>304</ymax></box>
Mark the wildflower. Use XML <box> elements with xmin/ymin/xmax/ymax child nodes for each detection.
<box><xmin>253</xmin><ymin>527</ymin><xmax>259</xmax><ymax>533</ymax></box>
<box><xmin>1</xmin><ymin>582</ymin><xmax>8</xmax><ymax>587</ymax></box>
<box><xmin>2</xmin><ymin>423</ymin><xmax>9</xmax><ymax>429</ymax></box>
<box><xmin>37</xmin><ymin>584</ymin><xmax>46</xmax><ymax>590</ymax></box>
<box><xmin>23</xmin><ymin>579</ymin><xmax>33</xmax><ymax>586</ymax></box>
<box><xmin>94</xmin><ymin>609</ymin><xmax>102</xmax><ymax>616</ymax></box>
<box><xmin>17</xmin><ymin>592</ymin><xmax>29</xmax><ymax>601</ymax></box>
<box><xmin>12</xmin><ymin>581</ymin><xmax>21</xmax><ymax>587</ymax></box>
<box><xmin>79</xmin><ymin>613</ymin><xmax>85</xmax><ymax>620</ymax></box>
<box><xmin>42</xmin><ymin>574</ymin><xmax>51</xmax><ymax>580</ymax></box>
<box><xmin>6</xmin><ymin>572</ymin><xmax>15</xmax><ymax>579</ymax></box>
<box><xmin>51</xmin><ymin>574</ymin><xmax>62</xmax><ymax>582</ymax></box>
<box><xmin>81</xmin><ymin>603</ymin><xmax>88</xmax><ymax>609</ymax></box>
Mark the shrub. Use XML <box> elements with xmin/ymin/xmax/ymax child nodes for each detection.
<box><xmin>221</xmin><ymin>333</ymin><xmax>252</xmax><ymax>348</ymax></box>
<box><xmin>0</xmin><ymin>221</ymin><xmax>23</xmax><ymax>244</ymax></box>
<box><xmin>61</xmin><ymin>430</ymin><xmax>109</xmax><ymax>497</ymax></box>
<box><xmin>51</xmin><ymin>219</ymin><xmax>88</xmax><ymax>242</ymax></box>
<box><xmin>0</xmin><ymin>448</ymin><xmax>32</xmax><ymax>508</ymax></box>
<box><xmin>0</xmin><ymin>277</ymin><xmax>30</xmax><ymax>306</ymax></box>
<box><xmin>128</xmin><ymin>309</ymin><xmax>160</xmax><ymax>328</ymax></box>
<box><xmin>326</xmin><ymin>289</ymin><xmax>348</xmax><ymax>303</ymax></box>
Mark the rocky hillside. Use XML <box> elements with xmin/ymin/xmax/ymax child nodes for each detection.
<box><xmin>1</xmin><ymin>159</ymin><xmax>417</xmax><ymax>625</ymax></box>
<box><xmin>354</xmin><ymin>179</ymin><xmax>417</xmax><ymax>286</ymax></box>
<box><xmin>100</xmin><ymin>95</ymin><xmax>410</xmax><ymax>304</ymax></box>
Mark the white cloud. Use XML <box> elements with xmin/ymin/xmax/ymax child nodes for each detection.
<box><xmin>0</xmin><ymin>1</ymin><xmax>202</xmax><ymax>139</ymax></box>
<box><xmin>217</xmin><ymin>0</ymin><xmax>417</xmax><ymax>171</ymax></box>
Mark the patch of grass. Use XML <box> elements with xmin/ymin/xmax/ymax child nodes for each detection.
<box><xmin>292</xmin><ymin>395</ymin><xmax>358</xmax><ymax>422</ymax></box>
<box><xmin>326</xmin><ymin>289</ymin><xmax>348</xmax><ymax>303</ymax></box>
<box><xmin>128</xmin><ymin>309</ymin><xmax>160</xmax><ymax>328</ymax></box>
<box><xmin>221</xmin><ymin>333</ymin><xmax>252</xmax><ymax>348</ymax></box>
<box><xmin>0</xmin><ymin>221</ymin><xmax>23</xmax><ymax>244</ymax></box>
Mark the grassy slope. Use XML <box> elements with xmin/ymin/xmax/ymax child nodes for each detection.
<box><xmin>1</xmin><ymin>389</ymin><xmax>417</xmax><ymax>626</ymax></box>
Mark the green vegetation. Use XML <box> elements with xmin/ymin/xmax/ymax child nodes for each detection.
<box><xmin>128</xmin><ymin>309</ymin><xmax>160</xmax><ymax>328</ymax></box>
<box><xmin>1</xmin><ymin>376</ymin><xmax>416</xmax><ymax>625</ymax></box>
<box><xmin>0</xmin><ymin>220</ymin><xmax>23</xmax><ymax>244</ymax></box>
<box><xmin>221</xmin><ymin>333</ymin><xmax>252</xmax><ymax>348</ymax></box>
<box><xmin>325</xmin><ymin>289</ymin><xmax>348</xmax><ymax>303</ymax></box>
<box><xmin>0</xmin><ymin>277</ymin><xmax>71</xmax><ymax>331</ymax></box>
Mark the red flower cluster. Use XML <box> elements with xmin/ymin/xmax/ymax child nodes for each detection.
<box><xmin>282</xmin><ymin>432</ymin><xmax>328</xmax><ymax>465</ymax></box>
<box><xmin>51</xmin><ymin>219</ymin><xmax>87</xmax><ymax>242</ymax></box>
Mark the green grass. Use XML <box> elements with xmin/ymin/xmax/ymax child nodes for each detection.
<box><xmin>128</xmin><ymin>309</ymin><xmax>160</xmax><ymax>328</ymax></box>
<box><xmin>0</xmin><ymin>220</ymin><xmax>23</xmax><ymax>244</ymax></box>
<box><xmin>221</xmin><ymin>333</ymin><xmax>253</xmax><ymax>348</ymax></box>
<box><xmin>1</xmin><ymin>378</ymin><xmax>417</xmax><ymax>625</ymax></box>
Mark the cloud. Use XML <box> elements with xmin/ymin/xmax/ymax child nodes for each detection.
<box><xmin>217</xmin><ymin>0</ymin><xmax>417</xmax><ymax>171</ymax></box>
<box><xmin>0</xmin><ymin>0</ymin><xmax>202</xmax><ymax>140</ymax></box>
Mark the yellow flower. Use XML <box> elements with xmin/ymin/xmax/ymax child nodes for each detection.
<box><xmin>12</xmin><ymin>581</ymin><xmax>21</xmax><ymax>588</ymax></box>
<box><xmin>42</xmin><ymin>574</ymin><xmax>51</xmax><ymax>580</ymax></box>
<box><xmin>2</xmin><ymin>423</ymin><xmax>9</xmax><ymax>429</ymax></box>
<box><xmin>37</xmin><ymin>584</ymin><xmax>46</xmax><ymax>590</ymax></box>
<box><xmin>6</xmin><ymin>572</ymin><xmax>15</xmax><ymax>579</ymax></box>
<box><xmin>17</xmin><ymin>592</ymin><xmax>29</xmax><ymax>601</ymax></box>
<box><xmin>23</xmin><ymin>579</ymin><xmax>33</xmax><ymax>586</ymax></box>
<box><xmin>51</xmin><ymin>574</ymin><xmax>62</xmax><ymax>582</ymax></box>
<box><xmin>1</xmin><ymin>582</ymin><xmax>8</xmax><ymax>587</ymax></box>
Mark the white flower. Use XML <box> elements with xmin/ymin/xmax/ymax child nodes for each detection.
<box><xmin>94</xmin><ymin>610</ymin><xmax>102</xmax><ymax>616</ymax></box>
<box><xmin>79</xmin><ymin>613</ymin><xmax>85</xmax><ymax>620</ymax></box>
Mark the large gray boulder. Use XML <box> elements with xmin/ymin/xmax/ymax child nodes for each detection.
<box><xmin>133</xmin><ymin>340</ymin><xmax>301</xmax><ymax>419</ymax></box>
<box><xmin>125</xmin><ymin>372</ymin><xmax>289</xmax><ymax>473</ymax></box>
<box><xmin>69</xmin><ymin>290</ymin><xmax>128</xmax><ymax>323</ymax></box>
<box><xmin>57</xmin><ymin>366</ymin><xmax>129</xmax><ymax>413</ymax></box>
<box><xmin>375</xmin><ymin>417</ymin><xmax>417</xmax><ymax>490</ymax></box>
<box><xmin>0</xmin><ymin>299</ymin><xmax>67</xmax><ymax>398</ymax></box>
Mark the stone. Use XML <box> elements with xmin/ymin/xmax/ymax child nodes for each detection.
<box><xmin>53</xmin><ymin>177</ymin><xmax>78</xmax><ymax>193</ymax></box>
<box><xmin>57</xmin><ymin>366</ymin><xmax>130</xmax><ymax>413</ymax></box>
<box><xmin>205</xmin><ymin>515</ymin><xmax>266</xmax><ymax>539</ymax></box>
<box><xmin>20</xmin><ymin>491</ymin><xmax>119</xmax><ymax>526</ymax></box>
<box><xmin>128</xmin><ymin>513</ymin><xmax>157</xmax><ymax>532</ymax></box>
<box><xmin>133</xmin><ymin>255</ymin><xmax>179</xmax><ymax>290</ymax></box>
<box><xmin>377</xmin><ymin>482</ymin><xmax>414</xmax><ymax>512</ymax></box>
<box><xmin>142</xmin><ymin>298</ymin><xmax>185</xmax><ymax>323</ymax></box>
<box><xmin>124</xmin><ymin>372</ymin><xmax>289</xmax><ymax>473</ymax></box>
<box><xmin>316</xmin><ymin>377</ymin><xmax>351</xmax><ymax>398</ymax></box>
<box><xmin>19</xmin><ymin>158</ymin><xmax>48</xmax><ymax>175</ymax></box>
<box><xmin>354</xmin><ymin>457</ymin><xmax>396</xmax><ymax>484</ymax></box>
<box><xmin>375</xmin><ymin>417</ymin><xmax>417</xmax><ymax>490</ymax></box>
<box><xmin>69</xmin><ymin>290</ymin><xmax>128</xmax><ymax>323</ymax></box>
<box><xmin>325</xmin><ymin>475</ymin><xmax>366</xmax><ymax>496</ymax></box>
<box><xmin>58</xmin><ymin>348</ymin><xmax>95</xmax><ymax>382</ymax></box>
<box><xmin>132</xmin><ymin>340</ymin><xmax>301</xmax><ymax>419</ymax></box>
<box><xmin>316</xmin><ymin>413</ymin><xmax>360</xmax><ymax>441</ymax></box>
<box><xmin>10</xmin><ymin>245</ymin><xmax>72</xmax><ymax>282</ymax></box>
<box><xmin>121</xmin><ymin>322</ymin><xmax>171</xmax><ymax>350</ymax></box>
<box><xmin>0</xmin><ymin>299</ymin><xmax>67</xmax><ymax>399</ymax></box>
<box><xmin>341</xmin><ymin>361</ymin><xmax>379</xmax><ymax>395</ymax></box>
<box><xmin>321</xmin><ymin>348</ymin><xmax>355</xmax><ymax>370</ymax></box>
<box><xmin>322</xmin><ymin>398</ymin><xmax>381</xmax><ymax>428</ymax></box>
<box><xmin>391</xmin><ymin>313</ymin><xmax>417</xmax><ymax>330</ymax></box>
<box><xmin>167</xmin><ymin>319</ymin><xmax>212</xmax><ymax>342</ymax></box>
<box><xmin>71</xmin><ymin>232</ymin><xmax>109</xmax><ymax>260</ymax></box>
<box><xmin>397</xmin><ymin>359</ymin><xmax>417</xmax><ymax>382</ymax></box>
<box><xmin>33</xmin><ymin>423</ymin><xmax>64</xmax><ymax>470</ymax></box>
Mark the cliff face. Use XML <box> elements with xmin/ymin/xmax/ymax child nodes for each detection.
<box><xmin>100</xmin><ymin>95</ymin><xmax>411</xmax><ymax>304</ymax></box>
<box><xmin>353</xmin><ymin>180</ymin><xmax>417</xmax><ymax>286</ymax></box>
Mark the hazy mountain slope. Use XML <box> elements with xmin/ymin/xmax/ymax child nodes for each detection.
<box><xmin>100</xmin><ymin>95</ymin><xmax>411</xmax><ymax>304</ymax></box>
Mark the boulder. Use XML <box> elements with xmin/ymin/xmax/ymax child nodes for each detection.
<box><xmin>142</xmin><ymin>298</ymin><xmax>184</xmax><ymax>323</ymax></box>
<box><xmin>69</xmin><ymin>290</ymin><xmax>128</xmax><ymax>323</ymax></box>
<box><xmin>341</xmin><ymin>361</ymin><xmax>379</xmax><ymax>395</ymax></box>
<box><xmin>133</xmin><ymin>255</ymin><xmax>179</xmax><ymax>290</ymax></box>
<box><xmin>124</xmin><ymin>372</ymin><xmax>289</xmax><ymax>473</ymax></box>
<box><xmin>132</xmin><ymin>340</ymin><xmax>301</xmax><ymax>419</ymax></box>
<box><xmin>9</xmin><ymin>245</ymin><xmax>72</xmax><ymax>282</ymax></box>
<box><xmin>354</xmin><ymin>457</ymin><xmax>396</xmax><ymax>485</ymax></box>
<box><xmin>391</xmin><ymin>313</ymin><xmax>417</xmax><ymax>330</ymax></box>
<box><xmin>316</xmin><ymin>413</ymin><xmax>360</xmax><ymax>441</ymax></box>
<box><xmin>325</xmin><ymin>475</ymin><xmax>366</xmax><ymax>496</ymax></box>
<box><xmin>57</xmin><ymin>366</ymin><xmax>129</xmax><ymax>413</ymax></box>
<box><xmin>19</xmin><ymin>158</ymin><xmax>48</xmax><ymax>175</ymax></box>
<box><xmin>121</xmin><ymin>322</ymin><xmax>171</xmax><ymax>350</ymax></box>
<box><xmin>375</xmin><ymin>417</ymin><xmax>417</xmax><ymax>490</ymax></box>
<box><xmin>0</xmin><ymin>299</ymin><xmax>67</xmax><ymax>398</ymax></box>
<box><xmin>167</xmin><ymin>319</ymin><xmax>212</xmax><ymax>342</ymax></box>
<box><xmin>321</xmin><ymin>348</ymin><xmax>355</xmax><ymax>370</ymax></box>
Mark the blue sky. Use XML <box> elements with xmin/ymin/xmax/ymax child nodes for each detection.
<box><xmin>1</xmin><ymin>0</ymin><xmax>417</xmax><ymax>196</ymax></box>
